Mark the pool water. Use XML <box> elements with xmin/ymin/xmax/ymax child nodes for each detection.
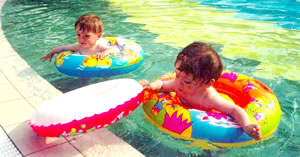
<box><xmin>1</xmin><ymin>0</ymin><xmax>300</xmax><ymax>156</ymax></box>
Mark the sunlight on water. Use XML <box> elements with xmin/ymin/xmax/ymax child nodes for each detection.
<box><xmin>108</xmin><ymin>0</ymin><xmax>300</xmax><ymax>82</ymax></box>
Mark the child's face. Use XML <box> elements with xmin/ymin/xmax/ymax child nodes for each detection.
<box><xmin>76</xmin><ymin>27</ymin><xmax>102</xmax><ymax>49</ymax></box>
<box><xmin>174</xmin><ymin>62</ymin><xmax>208</xmax><ymax>96</ymax></box>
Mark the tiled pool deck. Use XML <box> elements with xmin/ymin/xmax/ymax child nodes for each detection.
<box><xmin>0</xmin><ymin>0</ymin><xmax>144</xmax><ymax>156</ymax></box>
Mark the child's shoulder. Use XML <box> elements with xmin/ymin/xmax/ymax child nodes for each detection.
<box><xmin>203</xmin><ymin>87</ymin><xmax>224</xmax><ymax>104</ymax></box>
<box><xmin>96</xmin><ymin>39</ymin><xmax>110</xmax><ymax>48</ymax></box>
<box><xmin>72</xmin><ymin>44</ymin><xmax>83</xmax><ymax>52</ymax></box>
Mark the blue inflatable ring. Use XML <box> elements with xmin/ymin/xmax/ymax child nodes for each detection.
<box><xmin>55</xmin><ymin>37</ymin><xmax>144</xmax><ymax>77</ymax></box>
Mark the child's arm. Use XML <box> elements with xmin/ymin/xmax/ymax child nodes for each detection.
<box><xmin>228</xmin><ymin>104</ymin><xmax>261</xmax><ymax>140</ymax></box>
<box><xmin>40</xmin><ymin>45</ymin><xmax>77</xmax><ymax>62</ymax></box>
<box><xmin>96</xmin><ymin>46</ymin><xmax>120</xmax><ymax>59</ymax></box>
<box><xmin>139</xmin><ymin>79</ymin><xmax>175</xmax><ymax>92</ymax></box>
<box><xmin>139</xmin><ymin>80</ymin><xmax>163</xmax><ymax>91</ymax></box>
<box><xmin>210</xmin><ymin>94</ymin><xmax>262</xmax><ymax>140</ymax></box>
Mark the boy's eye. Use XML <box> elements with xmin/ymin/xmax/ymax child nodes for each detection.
<box><xmin>175</xmin><ymin>69</ymin><xmax>180</xmax><ymax>76</ymax></box>
<box><xmin>184</xmin><ymin>80</ymin><xmax>192</xmax><ymax>84</ymax></box>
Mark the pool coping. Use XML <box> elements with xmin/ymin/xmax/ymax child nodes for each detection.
<box><xmin>0</xmin><ymin>0</ymin><xmax>144</xmax><ymax>156</ymax></box>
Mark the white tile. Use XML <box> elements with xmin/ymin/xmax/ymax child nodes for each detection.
<box><xmin>0</xmin><ymin>99</ymin><xmax>34</xmax><ymax>127</ymax></box>
<box><xmin>13</xmin><ymin>78</ymin><xmax>62</xmax><ymax>108</ymax></box>
<box><xmin>0</xmin><ymin>71</ymin><xmax>10</xmax><ymax>84</ymax></box>
<box><xmin>25</xmin><ymin>143</ymin><xmax>82</xmax><ymax>157</ymax></box>
<box><xmin>0</xmin><ymin>83</ymin><xmax>23</xmax><ymax>102</ymax></box>
<box><xmin>4</xmin><ymin>122</ymin><xmax>68</xmax><ymax>156</ymax></box>
<box><xmin>68</xmin><ymin>128</ymin><xmax>144</xmax><ymax>157</ymax></box>
<box><xmin>0</xmin><ymin>0</ymin><xmax>4</xmax><ymax>9</ymax></box>
<box><xmin>0</xmin><ymin>126</ymin><xmax>22</xmax><ymax>157</ymax></box>
<box><xmin>0</xmin><ymin>55</ymin><xmax>37</xmax><ymax>83</ymax></box>
<box><xmin>0</xmin><ymin>41</ymin><xmax>16</xmax><ymax>58</ymax></box>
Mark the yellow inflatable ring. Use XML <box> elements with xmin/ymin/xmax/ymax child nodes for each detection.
<box><xmin>55</xmin><ymin>37</ymin><xmax>144</xmax><ymax>77</ymax></box>
<box><xmin>142</xmin><ymin>71</ymin><xmax>281</xmax><ymax>147</ymax></box>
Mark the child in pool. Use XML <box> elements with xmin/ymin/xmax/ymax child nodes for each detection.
<box><xmin>41</xmin><ymin>14</ymin><xmax>119</xmax><ymax>62</ymax></box>
<box><xmin>139</xmin><ymin>42</ymin><xmax>262</xmax><ymax>140</ymax></box>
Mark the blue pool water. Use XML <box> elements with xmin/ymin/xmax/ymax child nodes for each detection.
<box><xmin>191</xmin><ymin>0</ymin><xmax>300</xmax><ymax>30</ymax></box>
<box><xmin>1</xmin><ymin>0</ymin><xmax>300</xmax><ymax>156</ymax></box>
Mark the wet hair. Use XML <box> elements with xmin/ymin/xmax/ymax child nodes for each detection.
<box><xmin>74</xmin><ymin>14</ymin><xmax>103</xmax><ymax>34</ymax></box>
<box><xmin>175</xmin><ymin>42</ymin><xmax>223</xmax><ymax>84</ymax></box>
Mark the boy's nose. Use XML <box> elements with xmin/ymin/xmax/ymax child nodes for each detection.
<box><xmin>78</xmin><ymin>36</ymin><xmax>83</xmax><ymax>40</ymax></box>
<box><xmin>179</xmin><ymin>80</ymin><xmax>184</xmax><ymax>87</ymax></box>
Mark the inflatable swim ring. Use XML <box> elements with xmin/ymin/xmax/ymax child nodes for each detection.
<box><xmin>29</xmin><ymin>79</ymin><xmax>144</xmax><ymax>137</ymax></box>
<box><xmin>55</xmin><ymin>37</ymin><xmax>144</xmax><ymax>77</ymax></box>
<box><xmin>142</xmin><ymin>71</ymin><xmax>281</xmax><ymax>147</ymax></box>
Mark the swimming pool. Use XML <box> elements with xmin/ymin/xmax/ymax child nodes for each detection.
<box><xmin>1</xmin><ymin>0</ymin><xmax>299</xmax><ymax>156</ymax></box>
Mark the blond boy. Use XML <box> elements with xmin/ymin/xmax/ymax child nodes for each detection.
<box><xmin>41</xmin><ymin>14</ymin><xmax>119</xmax><ymax>62</ymax></box>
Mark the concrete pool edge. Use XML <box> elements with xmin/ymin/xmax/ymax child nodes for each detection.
<box><xmin>0</xmin><ymin>0</ymin><xmax>144</xmax><ymax>156</ymax></box>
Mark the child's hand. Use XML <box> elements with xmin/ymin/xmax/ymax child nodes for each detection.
<box><xmin>40</xmin><ymin>53</ymin><xmax>54</xmax><ymax>62</ymax></box>
<box><xmin>139</xmin><ymin>80</ymin><xmax>163</xmax><ymax>91</ymax></box>
<box><xmin>139</xmin><ymin>80</ymin><xmax>150</xmax><ymax>88</ymax></box>
<box><xmin>243</xmin><ymin>124</ymin><xmax>262</xmax><ymax>140</ymax></box>
<box><xmin>96</xmin><ymin>51</ymin><xmax>110</xmax><ymax>60</ymax></box>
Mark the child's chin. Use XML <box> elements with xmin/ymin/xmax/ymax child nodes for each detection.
<box><xmin>80</xmin><ymin>44</ymin><xmax>88</xmax><ymax>48</ymax></box>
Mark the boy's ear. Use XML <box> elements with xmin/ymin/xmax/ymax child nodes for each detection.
<box><xmin>208</xmin><ymin>79</ymin><xmax>215</xmax><ymax>86</ymax></box>
<box><xmin>97</xmin><ymin>33</ymin><xmax>103</xmax><ymax>38</ymax></box>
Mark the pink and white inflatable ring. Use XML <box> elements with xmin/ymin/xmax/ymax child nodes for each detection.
<box><xmin>29</xmin><ymin>79</ymin><xmax>144</xmax><ymax>137</ymax></box>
